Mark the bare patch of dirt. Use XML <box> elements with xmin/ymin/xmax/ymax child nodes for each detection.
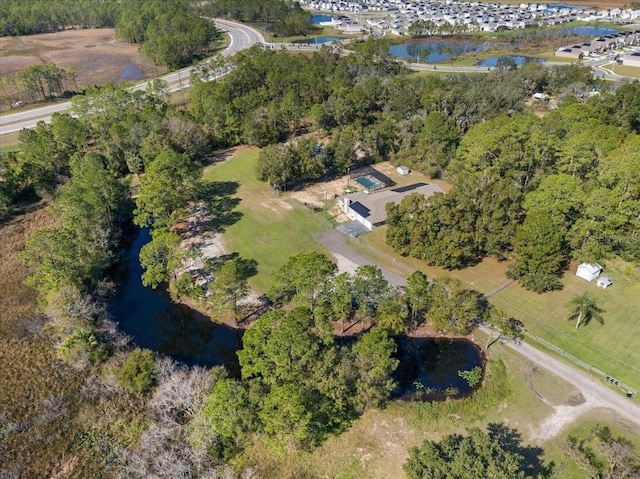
<box><xmin>0</xmin><ymin>29</ymin><xmax>165</xmax><ymax>111</ymax></box>
<box><xmin>289</xmin><ymin>173</ymin><xmax>350</xmax><ymax>218</ymax></box>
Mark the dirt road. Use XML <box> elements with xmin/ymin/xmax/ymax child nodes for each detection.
<box><xmin>317</xmin><ymin>228</ymin><xmax>640</xmax><ymax>440</ymax></box>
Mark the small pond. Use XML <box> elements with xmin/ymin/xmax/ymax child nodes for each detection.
<box><xmin>556</xmin><ymin>25</ymin><xmax>618</xmax><ymax>37</ymax></box>
<box><xmin>117</xmin><ymin>64</ymin><xmax>144</xmax><ymax>82</ymax></box>
<box><xmin>475</xmin><ymin>55</ymin><xmax>545</xmax><ymax>67</ymax></box>
<box><xmin>392</xmin><ymin>336</ymin><xmax>484</xmax><ymax>402</ymax></box>
<box><xmin>390</xmin><ymin>39</ymin><xmax>498</xmax><ymax>63</ymax></box>
<box><xmin>292</xmin><ymin>36</ymin><xmax>341</xmax><ymax>44</ymax></box>
<box><xmin>312</xmin><ymin>14</ymin><xmax>335</xmax><ymax>24</ymax></box>
<box><xmin>109</xmin><ymin>228</ymin><xmax>242</xmax><ymax>373</ymax></box>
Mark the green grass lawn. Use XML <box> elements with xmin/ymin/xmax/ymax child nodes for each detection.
<box><xmin>605</xmin><ymin>63</ymin><xmax>640</xmax><ymax>79</ymax></box>
<box><xmin>202</xmin><ymin>147</ymin><xmax>331</xmax><ymax>293</ymax></box>
<box><xmin>360</xmin><ymin>228</ymin><xmax>640</xmax><ymax>395</ymax></box>
<box><xmin>490</xmin><ymin>260</ymin><xmax>640</xmax><ymax>393</ymax></box>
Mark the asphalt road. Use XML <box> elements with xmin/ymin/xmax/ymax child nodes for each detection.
<box><xmin>0</xmin><ymin>19</ymin><xmax>264</xmax><ymax>135</ymax></box>
<box><xmin>318</xmin><ymin>228</ymin><xmax>640</xmax><ymax>435</ymax></box>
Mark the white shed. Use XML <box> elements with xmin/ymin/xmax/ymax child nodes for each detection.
<box><xmin>396</xmin><ymin>166</ymin><xmax>410</xmax><ymax>176</ymax></box>
<box><xmin>576</xmin><ymin>263</ymin><xmax>602</xmax><ymax>282</ymax></box>
<box><xmin>597</xmin><ymin>277</ymin><xmax>612</xmax><ymax>289</ymax></box>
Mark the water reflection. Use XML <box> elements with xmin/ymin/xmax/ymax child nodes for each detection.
<box><xmin>393</xmin><ymin>336</ymin><xmax>484</xmax><ymax>402</ymax></box>
<box><xmin>109</xmin><ymin>228</ymin><xmax>242</xmax><ymax>372</ymax></box>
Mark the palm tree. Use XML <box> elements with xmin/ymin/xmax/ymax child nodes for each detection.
<box><xmin>566</xmin><ymin>293</ymin><xmax>604</xmax><ymax>330</ymax></box>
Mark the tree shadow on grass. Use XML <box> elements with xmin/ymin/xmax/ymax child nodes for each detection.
<box><xmin>197</xmin><ymin>180</ymin><xmax>243</xmax><ymax>233</ymax></box>
<box><xmin>487</xmin><ymin>422</ymin><xmax>555</xmax><ymax>478</ymax></box>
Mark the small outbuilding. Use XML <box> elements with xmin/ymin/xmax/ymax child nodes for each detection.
<box><xmin>597</xmin><ymin>277</ymin><xmax>612</xmax><ymax>289</ymax></box>
<box><xmin>576</xmin><ymin>262</ymin><xmax>603</xmax><ymax>282</ymax></box>
<box><xmin>396</xmin><ymin>166</ymin><xmax>410</xmax><ymax>176</ymax></box>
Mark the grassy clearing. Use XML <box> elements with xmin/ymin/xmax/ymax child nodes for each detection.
<box><xmin>359</xmin><ymin>227</ymin><xmax>640</xmax><ymax>395</ymax></box>
<box><xmin>491</xmin><ymin>261</ymin><xmax>640</xmax><ymax>394</ymax></box>
<box><xmin>0</xmin><ymin>131</ymin><xmax>21</xmax><ymax>151</ymax></box>
<box><xmin>607</xmin><ymin>63</ymin><xmax>640</xmax><ymax>79</ymax></box>
<box><xmin>542</xmin><ymin>408</ymin><xmax>640</xmax><ymax>477</ymax></box>
<box><xmin>202</xmin><ymin>147</ymin><xmax>331</xmax><ymax>293</ymax></box>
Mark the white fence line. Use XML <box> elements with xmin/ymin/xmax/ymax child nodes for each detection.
<box><xmin>522</xmin><ymin>330</ymin><xmax>637</xmax><ymax>396</ymax></box>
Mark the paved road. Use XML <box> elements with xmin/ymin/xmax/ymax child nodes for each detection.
<box><xmin>318</xmin><ymin>228</ymin><xmax>640</xmax><ymax>435</ymax></box>
<box><xmin>505</xmin><ymin>334</ymin><xmax>640</xmax><ymax>439</ymax></box>
<box><xmin>0</xmin><ymin>19</ymin><xmax>264</xmax><ymax>135</ymax></box>
<box><xmin>317</xmin><ymin>230</ymin><xmax>407</xmax><ymax>287</ymax></box>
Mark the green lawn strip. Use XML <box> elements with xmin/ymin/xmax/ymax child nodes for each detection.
<box><xmin>0</xmin><ymin>131</ymin><xmax>22</xmax><ymax>152</ymax></box>
<box><xmin>202</xmin><ymin>148</ymin><xmax>331</xmax><ymax>293</ymax></box>
<box><xmin>0</xmin><ymin>141</ymin><xmax>21</xmax><ymax>153</ymax></box>
<box><xmin>490</xmin><ymin>262</ymin><xmax>640</xmax><ymax>393</ymax></box>
<box><xmin>608</xmin><ymin>63</ymin><xmax>640</xmax><ymax>79</ymax></box>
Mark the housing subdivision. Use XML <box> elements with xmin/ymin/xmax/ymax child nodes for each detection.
<box><xmin>302</xmin><ymin>0</ymin><xmax>640</xmax><ymax>35</ymax></box>
<box><xmin>555</xmin><ymin>29</ymin><xmax>640</xmax><ymax>60</ymax></box>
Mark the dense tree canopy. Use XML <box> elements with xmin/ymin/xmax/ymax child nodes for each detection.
<box><xmin>405</xmin><ymin>424</ymin><xmax>552</xmax><ymax>479</ymax></box>
<box><xmin>0</xmin><ymin>0</ymin><xmax>119</xmax><ymax>36</ymax></box>
<box><xmin>202</xmin><ymin>0</ymin><xmax>315</xmax><ymax>37</ymax></box>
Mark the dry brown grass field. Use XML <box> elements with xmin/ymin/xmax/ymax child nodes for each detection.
<box><xmin>0</xmin><ymin>29</ymin><xmax>165</xmax><ymax>111</ymax></box>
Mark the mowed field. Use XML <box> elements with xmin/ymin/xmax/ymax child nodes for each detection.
<box><xmin>202</xmin><ymin>147</ymin><xmax>332</xmax><ymax>293</ymax></box>
<box><xmin>361</xmin><ymin>225</ymin><xmax>640</xmax><ymax>397</ymax></box>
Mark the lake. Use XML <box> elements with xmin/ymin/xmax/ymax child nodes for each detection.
<box><xmin>109</xmin><ymin>228</ymin><xmax>242</xmax><ymax>373</ymax></box>
<box><xmin>312</xmin><ymin>14</ymin><xmax>335</xmax><ymax>25</ymax></box>
<box><xmin>390</xmin><ymin>25</ymin><xmax>620</xmax><ymax>63</ymax></box>
<box><xmin>390</xmin><ymin>39</ymin><xmax>497</xmax><ymax>62</ymax></box>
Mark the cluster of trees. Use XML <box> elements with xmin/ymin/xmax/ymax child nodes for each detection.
<box><xmin>0</xmin><ymin>0</ymin><xmax>220</xmax><ymax>70</ymax></box>
<box><xmin>191</xmin><ymin>45</ymin><xmax>600</xmax><ymax>194</ymax></box>
<box><xmin>0</xmin><ymin>0</ymin><xmax>119</xmax><ymax>36</ymax></box>
<box><xmin>405</xmin><ymin>423</ymin><xmax>552</xmax><ymax>478</ymax></box>
<box><xmin>1</xmin><ymin>63</ymin><xmax>79</xmax><ymax>104</ymax></box>
<box><xmin>387</xmin><ymin>82</ymin><xmax>640</xmax><ymax>292</ymax></box>
<box><xmin>116</xmin><ymin>0</ymin><xmax>221</xmax><ymax>69</ymax></box>
<box><xmin>202</xmin><ymin>0</ymin><xmax>315</xmax><ymax>37</ymax></box>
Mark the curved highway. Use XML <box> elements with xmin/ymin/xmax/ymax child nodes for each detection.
<box><xmin>0</xmin><ymin>19</ymin><xmax>264</xmax><ymax>135</ymax></box>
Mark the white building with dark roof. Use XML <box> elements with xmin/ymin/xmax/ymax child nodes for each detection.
<box><xmin>338</xmin><ymin>182</ymin><xmax>443</xmax><ymax>230</ymax></box>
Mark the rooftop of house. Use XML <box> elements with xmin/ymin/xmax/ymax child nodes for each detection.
<box><xmin>342</xmin><ymin>182</ymin><xmax>444</xmax><ymax>225</ymax></box>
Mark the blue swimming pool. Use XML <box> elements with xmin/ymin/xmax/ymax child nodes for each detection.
<box><xmin>356</xmin><ymin>175</ymin><xmax>384</xmax><ymax>191</ymax></box>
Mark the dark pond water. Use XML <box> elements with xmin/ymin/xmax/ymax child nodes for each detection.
<box><xmin>476</xmin><ymin>55</ymin><xmax>545</xmax><ymax>67</ymax></box>
<box><xmin>293</xmin><ymin>36</ymin><xmax>341</xmax><ymax>44</ymax></box>
<box><xmin>312</xmin><ymin>14</ymin><xmax>335</xmax><ymax>24</ymax></box>
<box><xmin>390</xmin><ymin>39</ymin><xmax>498</xmax><ymax>62</ymax></box>
<box><xmin>392</xmin><ymin>336</ymin><xmax>484</xmax><ymax>402</ymax></box>
<box><xmin>109</xmin><ymin>228</ymin><xmax>242</xmax><ymax>373</ymax></box>
<box><xmin>110</xmin><ymin>231</ymin><xmax>484</xmax><ymax>400</ymax></box>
